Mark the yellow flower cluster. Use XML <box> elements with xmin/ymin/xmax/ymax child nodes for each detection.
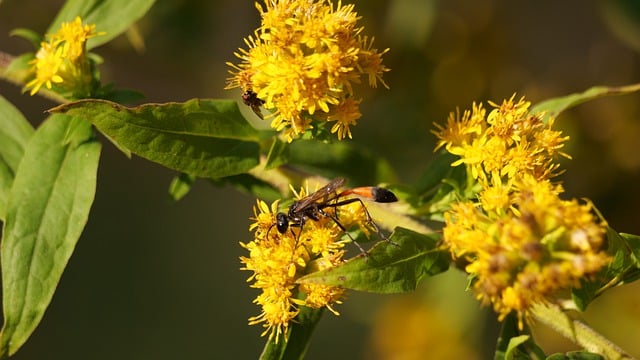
<box><xmin>26</xmin><ymin>16</ymin><xmax>103</xmax><ymax>97</ymax></box>
<box><xmin>433</xmin><ymin>95</ymin><xmax>570</xmax><ymax>187</ymax></box>
<box><xmin>226</xmin><ymin>0</ymin><xmax>389</xmax><ymax>142</ymax></box>
<box><xmin>240</xmin><ymin>184</ymin><xmax>371</xmax><ymax>342</ymax></box>
<box><xmin>433</xmin><ymin>96</ymin><xmax>610</xmax><ymax>328</ymax></box>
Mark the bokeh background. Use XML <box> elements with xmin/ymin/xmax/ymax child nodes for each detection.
<box><xmin>1</xmin><ymin>0</ymin><xmax>640</xmax><ymax>359</ymax></box>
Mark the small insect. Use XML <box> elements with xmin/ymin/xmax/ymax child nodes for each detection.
<box><xmin>274</xmin><ymin>177</ymin><xmax>398</xmax><ymax>254</ymax></box>
<box><xmin>242</xmin><ymin>89</ymin><xmax>265</xmax><ymax>120</ymax></box>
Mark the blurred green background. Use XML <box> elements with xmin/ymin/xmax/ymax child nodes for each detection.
<box><xmin>1</xmin><ymin>0</ymin><xmax>640</xmax><ymax>359</ymax></box>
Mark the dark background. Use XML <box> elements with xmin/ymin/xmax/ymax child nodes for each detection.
<box><xmin>1</xmin><ymin>1</ymin><xmax>640</xmax><ymax>359</ymax></box>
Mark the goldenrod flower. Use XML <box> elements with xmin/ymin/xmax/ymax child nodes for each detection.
<box><xmin>26</xmin><ymin>42</ymin><xmax>65</xmax><ymax>95</ymax></box>
<box><xmin>433</xmin><ymin>95</ymin><xmax>570</xmax><ymax>187</ymax></box>
<box><xmin>436</xmin><ymin>97</ymin><xmax>610</xmax><ymax>329</ymax></box>
<box><xmin>25</xmin><ymin>16</ymin><xmax>104</xmax><ymax>97</ymax></box>
<box><xmin>226</xmin><ymin>0</ymin><xmax>389</xmax><ymax>142</ymax></box>
<box><xmin>432</xmin><ymin>103</ymin><xmax>485</xmax><ymax>152</ymax></box>
<box><xmin>444</xmin><ymin>176</ymin><xmax>610</xmax><ymax>328</ymax></box>
<box><xmin>241</xmin><ymin>181</ymin><xmax>380</xmax><ymax>342</ymax></box>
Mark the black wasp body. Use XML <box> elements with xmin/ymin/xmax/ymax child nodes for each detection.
<box><xmin>274</xmin><ymin>178</ymin><xmax>398</xmax><ymax>253</ymax></box>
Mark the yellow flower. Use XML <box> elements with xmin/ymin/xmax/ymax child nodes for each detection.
<box><xmin>433</xmin><ymin>95</ymin><xmax>570</xmax><ymax>188</ymax></box>
<box><xmin>435</xmin><ymin>97</ymin><xmax>610</xmax><ymax>328</ymax></box>
<box><xmin>241</xmin><ymin>224</ymin><xmax>300</xmax><ymax>341</ymax></box>
<box><xmin>25</xmin><ymin>42</ymin><xmax>65</xmax><ymax>95</ymax></box>
<box><xmin>25</xmin><ymin>16</ymin><xmax>104</xmax><ymax>97</ymax></box>
<box><xmin>226</xmin><ymin>0</ymin><xmax>389</xmax><ymax>142</ymax></box>
<box><xmin>54</xmin><ymin>17</ymin><xmax>103</xmax><ymax>61</ymax></box>
<box><xmin>241</xmin><ymin>180</ymin><xmax>377</xmax><ymax>342</ymax></box>
<box><xmin>327</xmin><ymin>97</ymin><xmax>361</xmax><ymax>140</ymax></box>
<box><xmin>432</xmin><ymin>102</ymin><xmax>485</xmax><ymax>152</ymax></box>
<box><xmin>442</xmin><ymin>175</ymin><xmax>610</xmax><ymax>329</ymax></box>
<box><xmin>478</xmin><ymin>177</ymin><xmax>511</xmax><ymax>214</ymax></box>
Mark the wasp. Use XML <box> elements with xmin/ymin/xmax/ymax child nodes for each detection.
<box><xmin>274</xmin><ymin>177</ymin><xmax>398</xmax><ymax>254</ymax></box>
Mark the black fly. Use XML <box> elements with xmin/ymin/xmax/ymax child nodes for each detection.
<box><xmin>242</xmin><ymin>89</ymin><xmax>265</xmax><ymax>120</ymax></box>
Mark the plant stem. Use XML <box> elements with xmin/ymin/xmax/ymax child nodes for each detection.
<box><xmin>0</xmin><ymin>50</ymin><xmax>21</xmax><ymax>85</ymax></box>
<box><xmin>532</xmin><ymin>302</ymin><xmax>635</xmax><ymax>360</ymax></box>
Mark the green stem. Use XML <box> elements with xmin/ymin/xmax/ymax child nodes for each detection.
<box><xmin>0</xmin><ymin>51</ymin><xmax>22</xmax><ymax>85</ymax></box>
<box><xmin>531</xmin><ymin>302</ymin><xmax>635</xmax><ymax>360</ymax></box>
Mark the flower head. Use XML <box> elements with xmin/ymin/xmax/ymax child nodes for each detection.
<box><xmin>25</xmin><ymin>16</ymin><xmax>104</xmax><ymax>97</ymax></box>
<box><xmin>435</xmin><ymin>97</ymin><xmax>610</xmax><ymax>328</ymax></box>
<box><xmin>226</xmin><ymin>0</ymin><xmax>389</xmax><ymax>142</ymax></box>
<box><xmin>433</xmin><ymin>95</ymin><xmax>571</xmax><ymax>187</ymax></box>
<box><xmin>445</xmin><ymin>177</ymin><xmax>609</xmax><ymax>327</ymax></box>
<box><xmin>241</xmin><ymin>180</ymin><xmax>377</xmax><ymax>342</ymax></box>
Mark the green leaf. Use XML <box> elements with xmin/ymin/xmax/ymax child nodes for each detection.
<box><xmin>531</xmin><ymin>83</ymin><xmax>640</xmax><ymax>122</ymax></box>
<box><xmin>288</xmin><ymin>140</ymin><xmax>397</xmax><ymax>185</ymax></box>
<box><xmin>50</xmin><ymin>99</ymin><xmax>260</xmax><ymax>178</ymax></box>
<box><xmin>0</xmin><ymin>161</ymin><xmax>12</xmax><ymax>219</ymax></box>
<box><xmin>48</xmin><ymin>0</ymin><xmax>156</xmax><ymax>49</ymax></box>
<box><xmin>505</xmin><ymin>335</ymin><xmax>532</xmax><ymax>360</ymax></box>
<box><xmin>616</xmin><ymin>232</ymin><xmax>640</xmax><ymax>284</ymax></box>
<box><xmin>0</xmin><ymin>95</ymin><xmax>34</xmax><ymax>220</ymax></box>
<box><xmin>571</xmin><ymin>278</ymin><xmax>602</xmax><ymax>312</ymax></box>
<box><xmin>603</xmin><ymin>228</ymin><xmax>640</xmax><ymax>285</ymax></box>
<box><xmin>606</xmin><ymin>228</ymin><xmax>634</xmax><ymax>273</ymax></box>
<box><xmin>210</xmin><ymin>174</ymin><xmax>283</xmax><ymax>202</ymax></box>
<box><xmin>619</xmin><ymin>232</ymin><xmax>640</xmax><ymax>265</ymax></box>
<box><xmin>495</xmin><ymin>313</ymin><xmax>545</xmax><ymax>360</ymax></box>
<box><xmin>495</xmin><ymin>313</ymin><xmax>519</xmax><ymax>360</ymax></box>
<box><xmin>9</xmin><ymin>28</ymin><xmax>42</xmax><ymax>48</ymax></box>
<box><xmin>408</xmin><ymin>150</ymin><xmax>471</xmax><ymax>220</ymax></box>
<box><xmin>96</xmin><ymin>85</ymin><xmax>145</xmax><ymax>105</ymax></box>
<box><xmin>546</xmin><ymin>351</ymin><xmax>605</xmax><ymax>360</ymax></box>
<box><xmin>413</xmin><ymin>151</ymin><xmax>458</xmax><ymax>196</ymax></box>
<box><xmin>0</xmin><ymin>114</ymin><xmax>101</xmax><ymax>357</ymax></box>
<box><xmin>168</xmin><ymin>173</ymin><xmax>196</xmax><ymax>201</ymax></box>
<box><xmin>260</xmin><ymin>306</ymin><xmax>324</xmax><ymax>360</ymax></box>
<box><xmin>2</xmin><ymin>53</ymin><xmax>34</xmax><ymax>85</ymax></box>
<box><xmin>265</xmin><ymin>138</ymin><xmax>289</xmax><ymax>170</ymax></box>
<box><xmin>571</xmin><ymin>227</ymin><xmax>640</xmax><ymax>311</ymax></box>
<box><xmin>297</xmin><ymin>228</ymin><xmax>450</xmax><ymax>293</ymax></box>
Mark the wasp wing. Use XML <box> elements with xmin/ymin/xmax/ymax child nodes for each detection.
<box><xmin>290</xmin><ymin>177</ymin><xmax>346</xmax><ymax>210</ymax></box>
